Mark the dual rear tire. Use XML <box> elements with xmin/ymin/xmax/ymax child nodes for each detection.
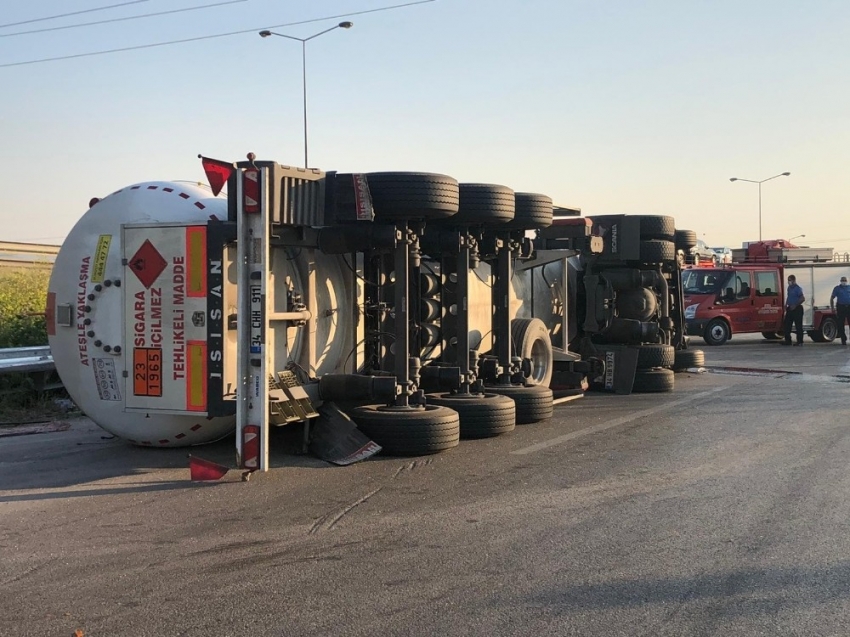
<box><xmin>487</xmin><ymin>383</ymin><xmax>554</xmax><ymax>424</ymax></box>
<box><xmin>673</xmin><ymin>348</ymin><xmax>705</xmax><ymax>371</ymax></box>
<box><xmin>348</xmin><ymin>404</ymin><xmax>460</xmax><ymax>457</ymax></box>
<box><xmin>349</xmin><ymin>384</ymin><xmax>555</xmax><ymax>455</ymax></box>
<box><xmin>426</xmin><ymin>392</ymin><xmax>516</xmax><ymax>439</ymax></box>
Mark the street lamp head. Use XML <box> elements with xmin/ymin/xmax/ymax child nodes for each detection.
<box><xmin>781</xmin><ymin>172</ymin><xmax>791</xmax><ymax>176</ymax></box>
<box><xmin>729</xmin><ymin>178</ymin><xmax>738</xmax><ymax>182</ymax></box>
<box><xmin>258</xmin><ymin>21</ymin><xmax>353</xmax><ymax>169</ymax></box>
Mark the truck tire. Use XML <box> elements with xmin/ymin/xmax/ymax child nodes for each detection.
<box><xmin>818</xmin><ymin>317</ymin><xmax>838</xmax><ymax>343</ymax></box>
<box><xmin>487</xmin><ymin>383</ymin><xmax>554</xmax><ymax>424</ymax></box>
<box><xmin>511</xmin><ymin>318</ymin><xmax>554</xmax><ymax>386</ymax></box>
<box><xmin>426</xmin><ymin>392</ymin><xmax>515</xmax><ymax>439</ymax></box>
<box><xmin>673</xmin><ymin>348</ymin><xmax>705</xmax><ymax>371</ymax></box>
<box><xmin>675</xmin><ymin>229</ymin><xmax>697</xmax><ymax>251</ymax></box>
<box><xmin>365</xmin><ymin>172</ymin><xmax>459</xmax><ymax>222</ymax></box>
<box><xmin>636</xmin><ymin>344</ymin><xmax>675</xmax><ymax>369</ymax></box>
<box><xmin>434</xmin><ymin>183</ymin><xmax>515</xmax><ymax>226</ymax></box>
<box><xmin>348</xmin><ymin>404</ymin><xmax>460</xmax><ymax>456</ymax></box>
<box><xmin>639</xmin><ymin>239</ymin><xmax>676</xmax><ymax>263</ymax></box>
<box><xmin>639</xmin><ymin>215</ymin><xmax>676</xmax><ymax>240</ymax></box>
<box><xmin>703</xmin><ymin>318</ymin><xmax>730</xmax><ymax>346</ymax></box>
<box><xmin>504</xmin><ymin>192</ymin><xmax>554</xmax><ymax>230</ymax></box>
<box><xmin>632</xmin><ymin>368</ymin><xmax>675</xmax><ymax>393</ymax></box>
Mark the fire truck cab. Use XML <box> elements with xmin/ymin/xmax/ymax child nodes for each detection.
<box><xmin>683</xmin><ymin>241</ymin><xmax>849</xmax><ymax>345</ymax></box>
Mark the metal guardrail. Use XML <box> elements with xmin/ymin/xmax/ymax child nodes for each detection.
<box><xmin>0</xmin><ymin>346</ymin><xmax>55</xmax><ymax>374</ymax></box>
<box><xmin>0</xmin><ymin>241</ymin><xmax>59</xmax><ymax>270</ymax></box>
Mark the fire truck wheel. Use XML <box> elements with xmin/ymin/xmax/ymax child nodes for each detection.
<box><xmin>426</xmin><ymin>392</ymin><xmax>516</xmax><ymax>439</ymax></box>
<box><xmin>703</xmin><ymin>318</ymin><xmax>730</xmax><ymax>346</ymax></box>
<box><xmin>636</xmin><ymin>344</ymin><xmax>675</xmax><ymax>369</ymax></box>
<box><xmin>639</xmin><ymin>215</ymin><xmax>676</xmax><ymax>240</ymax></box>
<box><xmin>639</xmin><ymin>239</ymin><xmax>676</xmax><ymax>263</ymax></box>
<box><xmin>348</xmin><ymin>404</ymin><xmax>460</xmax><ymax>456</ymax></box>
<box><xmin>675</xmin><ymin>229</ymin><xmax>697</xmax><ymax>251</ymax></box>
<box><xmin>504</xmin><ymin>192</ymin><xmax>554</xmax><ymax>229</ymax></box>
<box><xmin>487</xmin><ymin>384</ymin><xmax>554</xmax><ymax>424</ymax></box>
<box><xmin>632</xmin><ymin>368</ymin><xmax>675</xmax><ymax>393</ymax></box>
<box><xmin>365</xmin><ymin>172</ymin><xmax>460</xmax><ymax>222</ymax></box>
<box><xmin>818</xmin><ymin>317</ymin><xmax>838</xmax><ymax>342</ymax></box>
<box><xmin>672</xmin><ymin>348</ymin><xmax>705</xmax><ymax>371</ymax></box>
<box><xmin>511</xmin><ymin>318</ymin><xmax>554</xmax><ymax>386</ymax></box>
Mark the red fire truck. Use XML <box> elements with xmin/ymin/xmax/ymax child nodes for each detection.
<box><xmin>683</xmin><ymin>242</ymin><xmax>850</xmax><ymax>345</ymax></box>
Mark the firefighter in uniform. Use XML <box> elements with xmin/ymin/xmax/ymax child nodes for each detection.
<box><xmin>830</xmin><ymin>276</ymin><xmax>850</xmax><ymax>345</ymax></box>
<box><xmin>784</xmin><ymin>275</ymin><xmax>805</xmax><ymax>346</ymax></box>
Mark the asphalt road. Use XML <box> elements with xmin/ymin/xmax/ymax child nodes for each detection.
<box><xmin>3</xmin><ymin>335</ymin><xmax>850</xmax><ymax>636</ymax></box>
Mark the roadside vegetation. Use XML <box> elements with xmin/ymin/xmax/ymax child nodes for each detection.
<box><xmin>0</xmin><ymin>269</ymin><xmax>69</xmax><ymax>420</ymax></box>
<box><xmin>0</xmin><ymin>268</ymin><xmax>49</xmax><ymax>347</ymax></box>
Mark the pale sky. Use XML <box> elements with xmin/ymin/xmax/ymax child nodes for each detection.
<box><xmin>1</xmin><ymin>1</ymin><xmax>848</xmax><ymax>253</ymax></box>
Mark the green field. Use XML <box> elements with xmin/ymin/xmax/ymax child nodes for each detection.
<box><xmin>0</xmin><ymin>269</ymin><xmax>55</xmax><ymax>416</ymax></box>
<box><xmin>0</xmin><ymin>269</ymin><xmax>49</xmax><ymax>348</ymax></box>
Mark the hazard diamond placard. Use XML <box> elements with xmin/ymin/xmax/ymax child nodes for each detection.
<box><xmin>128</xmin><ymin>239</ymin><xmax>168</xmax><ymax>289</ymax></box>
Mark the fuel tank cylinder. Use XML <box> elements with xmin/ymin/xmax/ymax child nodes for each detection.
<box><xmin>47</xmin><ymin>182</ymin><xmax>236</xmax><ymax>446</ymax></box>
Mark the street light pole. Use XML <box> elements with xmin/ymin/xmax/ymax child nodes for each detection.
<box><xmin>259</xmin><ymin>22</ymin><xmax>353</xmax><ymax>169</ymax></box>
<box><xmin>301</xmin><ymin>38</ymin><xmax>307</xmax><ymax>168</ymax></box>
<box><xmin>729</xmin><ymin>172</ymin><xmax>791</xmax><ymax>242</ymax></box>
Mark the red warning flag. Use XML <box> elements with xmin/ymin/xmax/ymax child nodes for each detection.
<box><xmin>189</xmin><ymin>455</ymin><xmax>229</xmax><ymax>481</ymax></box>
<box><xmin>198</xmin><ymin>155</ymin><xmax>234</xmax><ymax>196</ymax></box>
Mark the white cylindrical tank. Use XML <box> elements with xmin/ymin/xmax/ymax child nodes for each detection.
<box><xmin>48</xmin><ymin>182</ymin><xmax>236</xmax><ymax>446</ymax></box>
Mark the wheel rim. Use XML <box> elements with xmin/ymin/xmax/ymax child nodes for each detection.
<box><xmin>528</xmin><ymin>337</ymin><xmax>551</xmax><ymax>385</ymax></box>
<box><xmin>823</xmin><ymin>319</ymin><xmax>837</xmax><ymax>340</ymax></box>
<box><xmin>708</xmin><ymin>323</ymin><xmax>726</xmax><ymax>343</ymax></box>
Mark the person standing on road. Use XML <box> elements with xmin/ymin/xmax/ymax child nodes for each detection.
<box><xmin>830</xmin><ymin>275</ymin><xmax>850</xmax><ymax>345</ymax></box>
<box><xmin>784</xmin><ymin>274</ymin><xmax>805</xmax><ymax>346</ymax></box>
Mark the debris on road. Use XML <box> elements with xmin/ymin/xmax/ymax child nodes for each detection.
<box><xmin>0</xmin><ymin>420</ymin><xmax>70</xmax><ymax>437</ymax></box>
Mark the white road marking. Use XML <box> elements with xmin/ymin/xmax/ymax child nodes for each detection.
<box><xmin>511</xmin><ymin>386</ymin><xmax>727</xmax><ymax>455</ymax></box>
<box><xmin>553</xmin><ymin>394</ymin><xmax>584</xmax><ymax>406</ymax></box>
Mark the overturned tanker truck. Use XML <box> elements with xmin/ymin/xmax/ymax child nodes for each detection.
<box><xmin>46</xmin><ymin>155</ymin><xmax>700</xmax><ymax>470</ymax></box>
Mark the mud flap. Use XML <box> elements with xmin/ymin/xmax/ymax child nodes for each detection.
<box><xmin>589</xmin><ymin>346</ymin><xmax>639</xmax><ymax>394</ymax></box>
<box><xmin>309</xmin><ymin>402</ymin><xmax>382</xmax><ymax>466</ymax></box>
<box><xmin>188</xmin><ymin>455</ymin><xmax>230</xmax><ymax>481</ymax></box>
